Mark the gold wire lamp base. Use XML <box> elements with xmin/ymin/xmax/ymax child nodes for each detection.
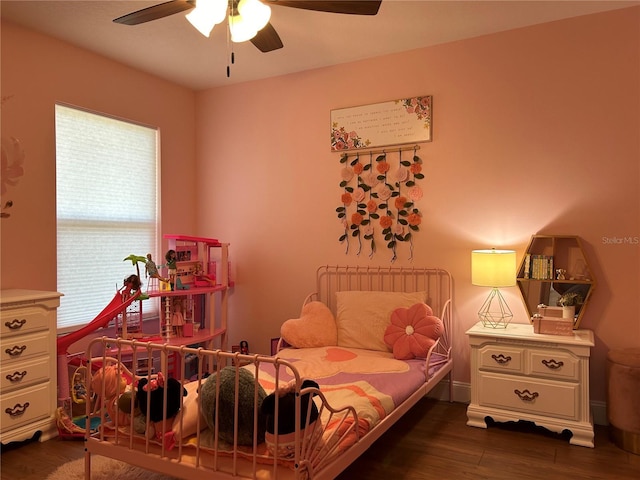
<box><xmin>478</xmin><ymin>287</ymin><xmax>513</xmax><ymax>328</ymax></box>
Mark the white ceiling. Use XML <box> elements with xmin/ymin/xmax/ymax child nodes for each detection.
<box><xmin>1</xmin><ymin>0</ymin><xmax>638</xmax><ymax>91</ymax></box>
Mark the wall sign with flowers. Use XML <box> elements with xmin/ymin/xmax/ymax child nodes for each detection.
<box><xmin>330</xmin><ymin>96</ymin><xmax>432</xmax><ymax>152</ymax></box>
<box><xmin>336</xmin><ymin>145</ymin><xmax>425</xmax><ymax>262</ymax></box>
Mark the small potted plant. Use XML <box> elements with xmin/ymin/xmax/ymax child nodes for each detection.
<box><xmin>558</xmin><ymin>292</ymin><xmax>583</xmax><ymax>319</ymax></box>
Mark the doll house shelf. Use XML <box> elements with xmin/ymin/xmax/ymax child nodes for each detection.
<box><xmin>147</xmin><ymin>235</ymin><xmax>232</xmax><ymax>354</ymax></box>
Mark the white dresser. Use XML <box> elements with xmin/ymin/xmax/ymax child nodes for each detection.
<box><xmin>0</xmin><ymin>290</ymin><xmax>61</xmax><ymax>445</ymax></box>
<box><xmin>466</xmin><ymin>321</ymin><xmax>594</xmax><ymax>447</ymax></box>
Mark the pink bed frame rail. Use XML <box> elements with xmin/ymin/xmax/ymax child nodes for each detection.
<box><xmin>83</xmin><ymin>265</ymin><xmax>454</xmax><ymax>480</ymax></box>
<box><xmin>306</xmin><ymin>265</ymin><xmax>453</xmax><ymax>371</ymax></box>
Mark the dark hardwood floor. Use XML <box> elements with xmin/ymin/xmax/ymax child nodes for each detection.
<box><xmin>1</xmin><ymin>399</ymin><xmax>638</xmax><ymax>479</ymax></box>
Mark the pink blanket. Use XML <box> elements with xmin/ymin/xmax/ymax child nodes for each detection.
<box><xmin>258</xmin><ymin>346</ymin><xmax>428</xmax><ymax>439</ymax></box>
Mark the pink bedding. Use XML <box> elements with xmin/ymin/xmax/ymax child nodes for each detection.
<box><xmin>96</xmin><ymin>346</ymin><xmax>436</xmax><ymax>475</ymax></box>
<box><xmin>260</xmin><ymin>346</ymin><xmax>429</xmax><ymax>436</ymax></box>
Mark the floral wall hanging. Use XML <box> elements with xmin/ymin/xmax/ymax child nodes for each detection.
<box><xmin>336</xmin><ymin>145</ymin><xmax>425</xmax><ymax>262</ymax></box>
<box><xmin>1</xmin><ymin>94</ymin><xmax>25</xmax><ymax>219</ymax></box>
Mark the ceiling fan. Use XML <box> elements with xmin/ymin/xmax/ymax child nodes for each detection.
<box><xmin>113</xmin><ymin>1</ymin><xmax>383</xmax><ymax>53</ymax></box>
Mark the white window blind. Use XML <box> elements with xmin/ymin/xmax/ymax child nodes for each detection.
<box><xmin>55</xmin><ymin>104</ymin><xmax>160</xmax><ymax>331</ymax></box>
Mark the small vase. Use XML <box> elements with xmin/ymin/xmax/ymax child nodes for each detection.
<box><xmin>562</xmin><ymin>305</ymin><xmax>575</xmax><ymax>319</ymax></box>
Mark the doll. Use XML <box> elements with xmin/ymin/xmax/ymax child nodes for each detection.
<box><xmin>121</xmin><ymin>274</ymin><xmax>141</xmax><ymax>302</ymax></box>
<box><xmin>90</xmin><ymin>362</ymin><xmax>128</xmax><ymax>427</ymax></box>
<box><xmin>165</xmin><ymin>249</ymin><xmax>177</xmax><ymax>290</ymax></box>
<box><xmin>72</xmin><ymin>371</ymin><xmax>87</xmax><ymax>404</ymax></box>
<box><xmin>171</xmin><ymin>297</ymin><xmax>185</xmax><ymax>337</ymax></box>
<box><xmin>145</xmin><ymin>253</ymin><xmax>168</xmax><ymax>284</ymax></box>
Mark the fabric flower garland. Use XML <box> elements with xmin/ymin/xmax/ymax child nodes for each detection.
<box><xmin>1</xmin><ymin>95</ymin><xmax>25</xmax><ymax>219</ymax></box>
<box><xmin>337</xmin><ymin>146</ymin><xmax>424</xmax><ymax>262</ymax></box>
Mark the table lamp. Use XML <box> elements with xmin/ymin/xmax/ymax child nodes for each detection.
<box><xmin>471</xmin><ymin>248</ymin><xmax>517</xmax><ymax>328</ymax></box>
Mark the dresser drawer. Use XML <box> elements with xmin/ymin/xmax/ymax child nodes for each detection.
<box><xmin>0</xmin><ymin>308</ymin><xmax>50</xmax><ymax>337</ymax></box>
<box><xmin>478</xmin><ymin>373</ymin><xmax>579</xmax><ymax>421</ymax></box>
<box><xmin>529</xmin><ymin>349</ymin><xmax>579</xmax><ymax>381</ymax></box>
<box><xmin>0</xmin><ymin>381</ymin><xmax>52</xmax><ymax>433</ymax></box>
<box><xmin>0</xmin><ymin>356</ymin><xmax>51</xmax><ymax>392</ymax></box>
<box><xmin>478</xmin><ymin>345</ymin><xmax>524</xmax><ymax>374</ymax></box>
<box><xmin>0</xmin><ymin>331</ymin><xmax>50</xmax><ymax>364</ymax></box>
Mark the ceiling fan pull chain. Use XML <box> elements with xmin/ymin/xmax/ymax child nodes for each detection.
<box><xmin>226</xmin><ymin>11</ymin><xmax>232</xmax><ymax>78</ymax></box>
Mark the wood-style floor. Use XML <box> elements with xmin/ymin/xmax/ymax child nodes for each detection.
<box><xmin>1</xmin><ymin>399</ymin><xmax>638</xmax><ymax>479</ymax></box>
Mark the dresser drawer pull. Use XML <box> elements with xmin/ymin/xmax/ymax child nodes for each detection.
<box><xmin>4</xmin><ymin>345</ymin><xmax>27</xmax><ymax>357</ymax></box>
<box><xmin>541</xmin><ymin>359</ymin><xmax>564</xmax><ymax>369</ymax></box>
<box><xmin>514</xmin><ymin>389</ymin><xmax>539</xmax><ymax>402</ymax></box>
<box><xmin>4</xmin><ymin>319</ymin><xmax>27</xmax><ymax>330</ymax></box>
<box><xmin>491</xmin><ymin>354</ymin><xmax>512</xmax><ymax>364</ymax></box>
<box><xmin>6</xmin><ymin>371</ymin><xmax>27</xmax><ymax>382</ymax></box>
<box><xmin>5</xmin><ymin>402</ymin><xmax>30</xmax><ymax>417</ymax></box>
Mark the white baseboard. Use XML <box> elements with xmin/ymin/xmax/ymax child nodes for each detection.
<box><xmin>427</xmin><ymin>380</ymin><xmax>608</xmax><ymax>426</ymax></box>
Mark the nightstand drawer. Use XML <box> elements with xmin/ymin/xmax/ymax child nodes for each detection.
<box><xmin>0</xmin><ymin>331</ymin><xmax>50</xmax><ymax>364</ymax></box>
<box><xmin>0</xmin><ymin>309</ymin><xmax>50</xmax><ymax>337</ymax></box>
<box><xmin>0</xmin><ymin>356</ymin><xmax>51</xmax><ymax>392</ymax></box>
<box><xmin>478</xmin><ymin>345</ymin><xmax>524</xmax><ymax>374</ymax></box>
<box><xmin>0</xmin><ymin>381</ymin><xmax>52</xmax><ymax>433</ymax></box>
<box><xmin>478</xmin><ymin>373</ymin><xmax>579</xmax><ymax>420</ymax></box>
<box><xmin>529</xmin><ymin>349</ymin><xmax>579</xmax><ymax>381</ymax></box>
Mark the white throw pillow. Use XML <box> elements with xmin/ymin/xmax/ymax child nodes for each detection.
<box><xmin>335</xmin><ymin>290</ymin><xmax>427</xmax><ymax>351</ymax></box>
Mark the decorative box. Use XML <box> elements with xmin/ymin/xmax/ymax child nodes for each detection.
<box><xmin>537</xmin><ymin>305</ymin><xmax>564</xmax><ymax>318</ymax></box>
<box><xmin>532</xmin><ymin>315</ymin><xmax>574</xmax><ymax>336</ymax></box>
<box><xmin>183</xmin><ymin>322</ymin><xmax>194</xmax><ymax>337</ymax></box>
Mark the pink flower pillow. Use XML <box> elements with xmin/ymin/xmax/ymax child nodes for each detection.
<box><xmin>384</xmin><ymin>303</ymin><xmax>444</xmax><ymax>360</ymax></box>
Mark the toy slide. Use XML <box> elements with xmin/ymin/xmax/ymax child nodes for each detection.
<box><xmin>57</xmin><ymin>287</ymin><xmax>141</xmax><ymax>356</ymax></box>
<box><xmin>57</xmin><ymin>288</ymin><xmax>141</xmax><ymax>410</ymax></box>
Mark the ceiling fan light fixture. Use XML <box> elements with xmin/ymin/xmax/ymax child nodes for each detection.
<box><xmin>237</xmin><ymin>0</ymin><xmax>271</xmax><ymax>31</ymax></box>
<box><xmin>229</xmin><ymin>13</ymin><xmax>258</xmax><ymax>42</ymax></box>
<box><xmin>229</xmin><ymin>0</ymin><xmax>271</xmax><ymax>43</ymax></box>
<box><xmin>186</xmin><ymin>0</ymin><xmax>228</xmax><ymax>37</ymax></box>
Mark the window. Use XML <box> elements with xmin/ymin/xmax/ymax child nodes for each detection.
<box><xmin>55</xmin><ymin>104</ymin><xmax>160</xmax><ymax>331</ymax></box>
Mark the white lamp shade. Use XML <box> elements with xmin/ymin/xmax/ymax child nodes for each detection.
<box><xmin>229</xmin><ymin>14</ymin><xmax>257</xmax><ymax>42</ymax></box>
<box><xmin>230</xmin><ymin>0</ymin><xmax>271</xmax><ymax>42</ymax></box>
<box><xmin>186</xmin><ymin>0</ymin><xmax>228</xmax><ymax>37</ymax></box>
<box><xmin>471</xmin><ymin>249</ymin><xmax>516</xmax><ymax>287</ymax></box>
<box><xmin>237</xmin><ymin>0</ymin><xmax>271</xmax><ymax>31</ymax></box>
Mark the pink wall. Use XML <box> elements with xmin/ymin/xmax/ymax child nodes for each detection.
<box><xmin>195</xmin><ymin>7</ymin><xmax>639</xmax><ymax>403</ymax></box>
<box><xmin>1</xmin><ymin>8</ymin><xmax>638</xmax><ymax>406</ymax></box>
<box><xmin>1</xmin><ymin>20</ymin><xmax>198</xmax><ymax>291</ymax></box>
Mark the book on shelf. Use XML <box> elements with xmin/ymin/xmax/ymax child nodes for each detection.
<box><xmin>523</xmin><ymin>254</ymin><xmax>554</xmax><ymax>280</ymax></box>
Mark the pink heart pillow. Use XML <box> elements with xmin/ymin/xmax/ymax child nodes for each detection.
<box><xmin>384</xmin><ymin>303</ymin><xmax>443</xmax><ymax>360</ymax></box>
<box><xmin>281</xmin><ymin>301</ymin><xmax>337</xmax><ymax>348</ymax></box>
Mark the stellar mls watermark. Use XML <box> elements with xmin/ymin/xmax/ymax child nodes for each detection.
<box><xmin>602</xmin><ymin>235</ymin><xmax>639</xmax><ymax>245</ymax></box>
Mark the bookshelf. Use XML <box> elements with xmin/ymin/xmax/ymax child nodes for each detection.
<box><xmin>517</xmin><ymin>235</ymin><xmax>596</xmax><ymax>329</ymax></box>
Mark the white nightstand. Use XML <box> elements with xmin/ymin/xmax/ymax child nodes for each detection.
<box><xmin>466</xmin><ymin>321</ymin><xmax>595</xmax><ymax>447</ymax></box>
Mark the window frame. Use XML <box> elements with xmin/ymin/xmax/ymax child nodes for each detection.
<box><xmin>55</xmin><ymin>103</ymin><xmax>161</xmax><ymax>333</ymax></box>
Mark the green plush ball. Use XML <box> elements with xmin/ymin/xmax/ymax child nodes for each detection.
<box><xmin>200</xmin><ymin>366</ymin><xmax>266</xmax><ymax>446</ymax></box>
<box><xmin>117</xmin><ymin>391</ymin><xmax>137</xmax><ymax>414</ymax></box>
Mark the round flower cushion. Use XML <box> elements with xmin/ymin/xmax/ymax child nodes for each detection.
<box><xmin>384</xmin><ymin>303</ymin><xmax>444</xmax><ymax>360</ymax></box>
